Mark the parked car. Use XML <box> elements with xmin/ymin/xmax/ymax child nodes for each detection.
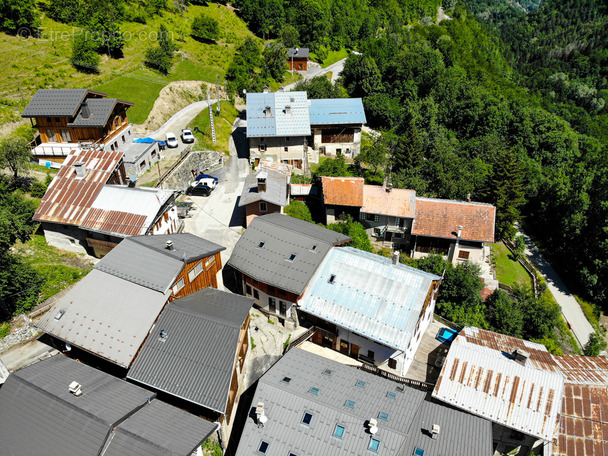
<box><xmin>436</xmin><ymin>327</ymin><xmax>458</xmax><ymax>345</ymax></box>
<box><xmin>191</xmin><ymin>174</ymin><xmax>218</xmax><ymax>190</ymax></box>
<box><xmin>165</xmin><ymin>132</ymin><xmax>179</xmax><ymax>148</ymax></box>
<box><xmin>181</xmin><ymin>129</ymin><xmax>195</xmax><ymax>143</ymax></box>
<box><xmin>186</xmin><ymin>183</ymin><xmax>212</xmax><ymax>197</ymax></box>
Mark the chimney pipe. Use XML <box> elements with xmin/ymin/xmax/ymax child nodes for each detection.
<box><xmin>263</xmin><ymin>86</ymin><xmax>269</xmax><ymax>94</ymax></box>
<box><xmin>431</xmin><ymin>424</ymin><xmax>440</xmax><ymax>439</ymax></box>
<box><xmin>166</xmin><ymin>240</ymin><xmax>174</xmax><ymax>251</ymax></box>
<box><xmin>285</xmin><ymin>105</ymin><xmax>291</xmax><ymax>115</ymax></box>
<box><xmin>81</xmin><ymin>101</ymin><xmax>91</xmax><ymax>119</ymax></box>
<box><xmin>392</xmin><ymin>251</ymin><xmax>400</xmax><ymax>265</ymax></box>
<box><xmin>74</xmin><ymin>161</ymin><xmax>86</xmax><ymax>179</ymax></box>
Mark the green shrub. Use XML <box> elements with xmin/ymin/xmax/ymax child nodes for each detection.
<box><xmin>0</xmin><ymin>322</ymin><xmax>10</xmax><ymax>338</ymax></box>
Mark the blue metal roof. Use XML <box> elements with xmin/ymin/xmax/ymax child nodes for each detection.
<box><xmin>246</xmin><ymin>91</ymin><xmax>311</xmax><ymax>138</ymax></box>
<box><xmin>308</xmin><ymin>98</ymin><xmax>366</xmax><ymax>126</ymax></box>
<box><xmin>298</xmin><ymin>247</ymin><xmax>441</xmax><ymax>351</ymax></box>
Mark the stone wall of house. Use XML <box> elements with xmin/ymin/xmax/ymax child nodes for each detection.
<box><xmin>162</xmin><ymin>150</ymin><xmax>224</xmax><ymax>191</ymax></box>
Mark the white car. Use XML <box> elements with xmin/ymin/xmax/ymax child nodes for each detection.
<box><xmin>181</xmin><ymin>129</ymin><xmax>195</xmax><ymax>143</ymax></box>
<box><xmin>165</xmin><ymin>132</ymin><xmax>179</xmax><ymax>148</ymax></box>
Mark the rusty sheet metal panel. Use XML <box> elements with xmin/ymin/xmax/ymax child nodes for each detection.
<box><xmin>553</xmin><ymin>384</ymin><xmax>608</xmax><ymax>456</ymax></box>
<box><xmin>460</xmin><ymin>326</ymin><xmax>560</xmax><ymax>373</ymax></box>
<box><xmin>554</xmin><ymin>354</ymin><xmax>608</xmax><ymax>385</ymax></box>
<box><xmin>81</xmin><ymin>208</ymin><xmax>148</xmax><ymax>236</ymax></box>
<box><xmin>33</xmin><ymin>149</ymin><xmax>123</xmax><ymax>225</ymax></box>
<box><xmin>432</xmin><ymin>340</ymin><xmax>564</xmax><ymax>441</ymax></box>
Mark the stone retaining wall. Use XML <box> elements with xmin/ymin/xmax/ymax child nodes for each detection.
<box><xmin>162</xmin><ymin>150</ymin><xmax>224</xmax><ymax>191</ymax></box>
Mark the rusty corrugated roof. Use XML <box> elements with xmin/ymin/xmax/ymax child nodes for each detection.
<box><xmin>412</xmin><ymin>197</ymin><xmax>496</xmax><ymax>243</ymax></box>
<box><xmin>551</xmin><ymin>355</ymin><xmax>608</xmax><ymax>455</ymax></box>
<box><xmin>460</xmin><ymin>327</ymin><xmax>560</xmax><ymax>373</ymax></box>
<box><xmin>361</xmin><ymin>185</ymin><xmax>416</xmax><ymax>218</ymax></box>
<box><xmin>433</xmin><ymin>328</ymin><xmax>564</xmax><ymax>442</ymax></box>
<box><xmin>33</xmin><ymin>149</ymin><xmax>123</xmax><ymax>226</ymax></box>
<box><xmin>321</xmin><ymin>176</ymin><xmax>364</xmax><ymax>207</ymax></box>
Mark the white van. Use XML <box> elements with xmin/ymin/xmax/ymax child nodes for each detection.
<box><xmin>190</xmin><ymin>177</ymin><xmax>217</xmax><ymax>190</ymax></box>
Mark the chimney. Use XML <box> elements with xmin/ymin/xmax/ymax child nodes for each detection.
<box><xmin>285</xmin><ymin>105</ymin><xmax>291</xmax><ymax>115</ymax></box>
<box><xmin>81</xmin><ymin>101</ymin><xmax>91</xmax><ymax>119</ymax></box>
<box><xmin>512</xmin><ymin>349</ymin><xmax>530</xmax><ymax>365</ymax></box>
<box><xmin>74</xmin><ymin>161</ymin><xmax>86</xmax><ymax>179</ymax></box>
<box><xmin>279</xmin><ymin>86</ymin><xmax>284</xmax><ymax>92</ymax></box>
<box><xmin>294</xmin><ymin>47</ymin><xmax>299</xmax><ymax>55</ymax></box>
<box><xmin>257</xmin><ymin>171</ymin><xmax>268</xmax><ymax>192</ymax></box>
<box><xmin>263</xmin><ymin>86</ymin><xmax>269</xmax><ymax>93</ymax></box>
<box><xmin>368</xmin><ymin>418</ymin><xmax>378</xmax><ymax>435</ymax></box>
<box><xmin>457</xmin><ymin>226</ymin><xmax>463</xmax><ymax>241</ymax></box>
<box><xmin>264</xmin><ymin>106</ymin><xmax>272</xmax><ymax>116</ymax></box>
<box><xmin>256</xmin><ymin>402</ymin><xmax>267</xmax><ymax>428</ymax></box>
<box><xmin>392</xmin><ymin>251</ymin><xmax>400</xmax><ymax>265</ymax></box>
<box><xmin>128</xmin><ymin>174</ymin><xmax>137</xmax><ymax>188</ymax></box>
<box><xmin>467</xmin><ymin>193</ymin><xmax>471</xmax><ymax>202</ymax></box>
<box><xmin>69</xmin><ymin>381</ymin><xmax>83</xmax><ymax>397</ymax></box>
<box><xmin>431</xmin><ymin>424</ymin><xmax>440</xmax><ymax>439</ymax></box>
<box><xmin>159</xmin><ymin>329</ymin><xmax>168</xmax><ymax>342</ymax></box>
<box><xmin>165</xmin><ymin>240</ymin><xmax>174</xmax><ymax>251</ymax></box>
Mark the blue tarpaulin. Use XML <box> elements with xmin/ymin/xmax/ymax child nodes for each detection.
<box><xmin>133</xmin><ymin>137</ymin><xmax>157</xmax><ymax>144</ymax></box>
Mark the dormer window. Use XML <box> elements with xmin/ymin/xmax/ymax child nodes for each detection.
<box><xmin>258</xmin><ymin>241</ymin><xmax>265</xmax><ymax>248</ymax></box>
<box><xmin>287</xmin><ymin>253</ymin><xmax>296</xmax><ymax>262</ymax></box>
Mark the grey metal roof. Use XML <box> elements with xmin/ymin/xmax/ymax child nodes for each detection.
<box><xmin>95</xmin><ymin>234</ymin><xmax>224</xmax><ymax>293</ymax></box>
<box><xmin>239</xmin><ymin>169</ymin><xmax>289</xmax><ymax>207</ymax></box>
<box><xmin>68</xmin><ymin>98</ymin><xmax>129</xmax><ymax>127</ymax></box>
<box><xmin>309</xmin><ymin>98</ymin><xmax>367</xmax><ymax>126</ymax></box>
<box><xmin>288</xmin><ymin>47</ymin><xmax>310</xmax><ymax>58</ymax></box>
<box><xmin>0</xmin><ymin>355</ymin><xmax>216</xmax><ymax>456</ymax></box>
<box><xmin>246</xmin><ymin>91</ymin><xmax>311</xmax><ymax>138</ymax></box>
<box><xmin>123</xmin><ymin>141</ymin><xmax>156</xmax><ymax>163</ymax></box>
<box><xmin>299</xmin><ymin>247</ymin><xmax>441</xmax><ymax>351</ymax></box>
<box><xmin>104</xmin><ymin>401</ymin><xmax>217</xmax><ymax>456</ymax></box>
<box><xmin>127</xmin><ymin>288</ymin><xmax>253</xmax><ymax>414</ymax></box>
<box><xmin>235</xmin><ymin>348</ymin><xmax>491</xmax><ymax>456</ymax></box>
<box><xmin>398</xmin><ymin>399</ymin><xmax>493</xmax><ymax>456</ymax></box>
<box><xmin>36</xmin><ymin>269</ymin><xmax>171</xmax><ymax>368</ymax></box>
<box><xmin>227</xmin><ymin>213</ymin><xmax>351</xmax><ymax>295</ymax></box>
<box><xmin>130</xmin><ymin>233</ymin><xmax>226</xmax><ymax>263</ymax></box>
<box><xmin>0</xmin><ymin>355</ymin><xmax>152</xmax><ymax>456</ymax></box>
<box><xmin>21</xmin><ymin>89</ymin><xmax>98</xmax><ymax>117</ymax></box>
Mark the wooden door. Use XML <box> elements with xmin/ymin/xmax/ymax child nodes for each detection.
<box><xmin>351</xmin><ymin>343</ymin><xmax>360</xmax><ymax>359</ymax></box>
<box><xmin>340</xmin><ymin>340</ymin><xmax>350</xmax><ymax>355</ymax></box>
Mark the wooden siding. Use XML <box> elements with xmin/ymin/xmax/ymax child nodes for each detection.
<box><xmin>288</xmin><ymin>57</ymin><xmax>308</xmax><ymax>71</ymax></box>
<box><xmin>244</xmin><ymin>275</ymin><xmax>300</xmax><ymax>304</ymax></box>
<box><xmin>170</xmin><ymin>252</ymin><xmax>223</xmax><ymax>300</ymax></box>
<box><xmin>321</xmin><ymin>128</ymin><xmax>355</xmax><ymax>143</ymax></box>
<box><xmin>35</xmin><ymin>106</ymin><xmax>130</xmax><ymax>144</ymax></box>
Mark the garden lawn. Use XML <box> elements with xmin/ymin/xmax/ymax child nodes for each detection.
<box><xmin>0</xmin><ymin>4</ymin><xmax>257</xmax><ymax>126</ymax></box>
<box><xmin>492</xmin><ymin>241</ymin><xmax>531</xmax><ymax>287</ymax></box>
<box><xmin>12</xmin><ymin>235</ymin><xmax>93</xmax><ymax>305</ymax></box>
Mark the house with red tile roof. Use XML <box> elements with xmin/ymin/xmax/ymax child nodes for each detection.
<box><xmin>321</xmin><ymin>176</ymin><xmax>364</xmax><ymax>224</ymax></box>
<box><xmin>411</xmin><ymin>197</ymin><xmax>496</xmax><ymax>265</ymax></box>
<box><xmin>360</xmin><ymin>185</ymin><xmax>416</xmax><ymax>247</ymax></box>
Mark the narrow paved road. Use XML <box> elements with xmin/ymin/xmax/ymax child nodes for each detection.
<box><xmin>137</xmin><ymin>100</ymin><xmax>214</xmax><ymax>186</ymax></box>
<box><xmin>284</xmin><ymin>58</ymin><xmax>347</xmax><ymax>90</ymax></box>
<box><xmin>518</xmin><ymin>225</ymin><xmax>595</xmax><ymax>348</ymax></box>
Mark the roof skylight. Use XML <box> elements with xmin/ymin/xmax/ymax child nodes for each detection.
<box><xmin>356</xmin><ymin>380</ymin><xmax>366</xmax><ymax>388</ymax></box>
<box><xmin>344</xmin><ymin>400</ymin><xmax>355</xmax><ymax>408</ymax></box>
<box><xmin>309</xmin><ymin>386</ymin><xmax>320</xmax><ymax>395</ymax></box>
<box><xmin>258</xmin><ymin>241</ymin><xmax>266</xmax><ymax>248</ymax></box>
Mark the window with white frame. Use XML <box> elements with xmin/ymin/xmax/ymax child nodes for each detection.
<box><xmin>172</xmin><ymin>278</ymin><xmax>185</xmax><ymax>294</ymax></box>
<box><xmin>188</xmin><ymin>261</ymin><xmax>203</xmax><ymax>282</ymax></box>
<box><xmin>205</xmin><ymin>256</ymin><xmax>215</xmax><ymax>269</ymax></box>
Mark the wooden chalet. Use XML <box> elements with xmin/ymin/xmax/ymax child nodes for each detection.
<box><xmin>21</xmin><ymin>89</ymin><xmax>134</xmax><ymax>163</ymax></box>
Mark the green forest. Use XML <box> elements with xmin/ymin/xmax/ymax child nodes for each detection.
<box><xmin>1</xmin><ymin>0</ymin><xmax>608</xmax><ymax>352</ymax></box>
